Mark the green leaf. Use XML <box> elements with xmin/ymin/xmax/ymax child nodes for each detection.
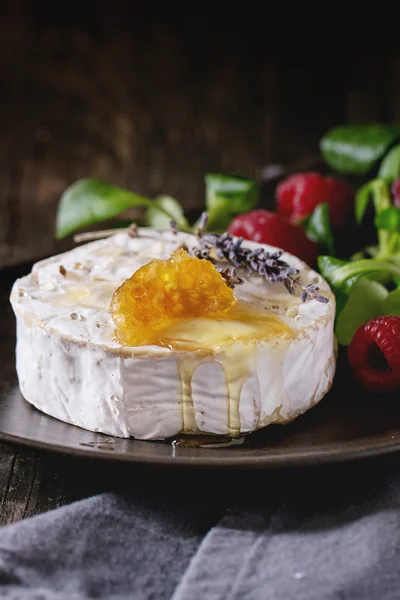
<box><xmin>318</xmin><ymin>255</ymin><xmax>360</xmax><ymax>315</ymax></box>
<box><xmin>318</xmin><ymin>253</ymin><xmax>400</xmax><ymax>306</ymax></box>
<box><xmin>335</xmin><ymin>278</ymin><xmax>388</xmax><ymax>346</ymax></box>
<box><xmin>355</xmin><ymin>182</ymin><xmax>374</xmax><ymax>224</ymax></box>
<box><xmin>354</xmin><ymin>179</ymin><xmax>396</xmax><ymax>258</ymax></box>
<box><xmin>355</xmin><ymin>179</ymin><xmax>392</xmax><ymax>224</ymax></box>
<box><xmin>320</xmin><ymin>124</ymin><xmax>400</xmax><ymax>175</ymax></box>
<box><xmin>305</xmin><ymin>203</ymin><xmax>334</xmax><ymax>254</ymax></box>
<box><xmin>146</xmin><ymin>195</ymin><xmax>190</xmax><ymax>230</ymax></box>
<box><xmin>333</xmin><ymin>287</ymin><xmax>351</xmax><ymax>317</ymax></box>
<box><xmin>205</xmin><ymin>173</ymin><xmax>259</xmax><ymax>212</ymax></box>
<box><xmin>193</xmin><ymin>203</ymin><xmax>234</xmax><ymax>233</ymax></box>
<box><xmin>56</xmin><ymin>179</ymin><xmax>153</xmax><ymax>239</ymax></box>
<box><xmin>350</xmin><ymin>250</ymin><xmax>367</xmax><ymax>261</ymax></box>
<box><xmin>383</xmin><ymin>286</ymin><xmax>400</xmax><ymax>316</ymax></box>
<box><xmin>205</xmin><ymin>173</ymin><xmax>259</xmax><ymax>231</ymax></box>
<box><xmin>378</xmin><ymin>144</ymin><xmax>400</xmax><ymax>183</ymax></box>
<box><xmin>318</xmin><ymin>256</ymin><xmax>350</xmax><ymax>287</ymax></box>
<box><xmin>318</xmin><ymin>256</ymin><xmax>353</xmax><ymax>316</ymax></box>
<box><xmin>375</xmin><ymin>207</ymin><xmax>400</xmax><ymax>233</ymax></box>
<box><xmin>325</xmin><ymin>258</ymin><xmax>400</xmax><ymax>288</ymax></box>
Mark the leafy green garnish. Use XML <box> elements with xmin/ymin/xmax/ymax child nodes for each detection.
<box><xmin>335</xmin><ymin>278</ymin><xmax>388</xmax><ymax>346</ymax></box>
<box><xmin>204</xmin><ymin>173</ymin><xmax>259</xmax><ymax>231</ymax></box>
<box><xmin>146</xmin><ymin>195</ymin><xmax>190</xmax><ymax>230</ymax></box>
<box><xmin>320</xmin><ymin>124</ymin><xmax>400</xmax><ymax>175</ymax></box>
<box><xmin>56</xmin><ymin>173</ymin><xmax>259</xmax><ymax>238</ymax></box>
<box><xmin>56</xmin><ymin>179</ymin><xmax>156</xmax><ymax>239</ymax></box>
<box><xmin>318</xmin><ymin>256</ymin><xmax>357</xmax><ymax>291</ymax></box>
<box><xmin>384</xmin><ymin>287</ymin><xmax>400</xmax><ymax>316</ymax></box>
<box><xmin>375</xmin><ymin>207</ymin><xmax>400</xmax><ymax>233</ymax></box>
<box><xmin>325</xmin><ymin>258</ymin><xmax>400</xmax><ymax>287</ymax></box>
<box><xmin>355</xmin><ymin>179</ymin><xmax>397</xmax><ymax>259</ymax></box>
<box><xmin>355</xmin><ymin>179</ymin><xmax>390</xmax><ymax>224</ymax></box>
<box><xmin>304</xmin><ymin>203</ymin><xmax>334</xmax><ymax>254</ymax></box>
<box><xmin>316</xmin><ymin>124</ymin><xmax>400</xmax><ymax>347</ymax></box>
<box><xmin>318</xmin><ymin>256</ymin><xmax>358</xmax><ymax>316</ymax></box>
<box><xmin>318</xmin><ymin>253</ymin><xmax>400</xmax><ymax>324</ymax></box>
<box><xmin>378</xmin><ymin>144</ymin><xmax>400</xmax><ymax>183</ymax></box>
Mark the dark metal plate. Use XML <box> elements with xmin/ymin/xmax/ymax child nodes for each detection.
<box><xmin>1</xmin><ymin>264</ymin><xmax>400</xmax><ymax>469</ymax></box>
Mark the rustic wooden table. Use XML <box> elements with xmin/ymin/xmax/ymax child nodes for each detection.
<box><xmin>1</xmin><ymin>2</ymin><xmax>399</xmax><ymax>523</ymax></box>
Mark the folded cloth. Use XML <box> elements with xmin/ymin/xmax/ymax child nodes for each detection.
<box><xmin>0</xmin><ymin>490</ymin><xmax>219</xmax><ymax>600</ymax></box>
<box><xmin>0</xmin><ymin>461</ymin><xmax>400</xmax><ymax>600</ymax></box>
<box><xmin>173</xmin><ymin>464</ymin><xmax>400</xmax><ymax>600</ymax></box>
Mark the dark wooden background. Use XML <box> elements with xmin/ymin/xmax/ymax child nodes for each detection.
<box><xmin>1</xmin><ymin>1</ymin><xmax>400</xmax><ymax>522</ymax></box>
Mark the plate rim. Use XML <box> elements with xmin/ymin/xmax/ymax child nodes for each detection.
<box><xmin>2</xmin><ymin>426</ymin><xmax>400</xmax><ymax>469</ymax></box>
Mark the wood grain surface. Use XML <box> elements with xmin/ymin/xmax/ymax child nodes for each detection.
<box><xmin>1</xmin><ymin>2</ymin><xmax>400</xmax><ymax>523</ymax></box>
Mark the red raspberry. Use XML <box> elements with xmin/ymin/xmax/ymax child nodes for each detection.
<box><xmin>227</xmin><ymin>209</ymin><xmax>318</xmax><ymax>266</ymax></box>
<box><xmin>392</xmin><ymin>178</ymin><xmax>400</xmax><ymax>208</ymax></box>
<box><xmin>276</xmin><ymin>172</ymin><xmax>354</xmax><ymax>228</ymax></box>
<box><xmin>348</xmin><ymin>316</ymin><xmax>400</xmax><ymax>393</ymax></box>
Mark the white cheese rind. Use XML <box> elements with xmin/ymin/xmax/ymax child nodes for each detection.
<box><xmin>11</xmin><ymin>230</ymin><xmax>336</xmax><ymax>440</ymax></box>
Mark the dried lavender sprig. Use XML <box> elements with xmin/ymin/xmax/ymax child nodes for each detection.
<box><xmin>169</xmin><ymin>214</ymin><xmax>329</xmax><ymax>303</ymax></box>
<box><xmin>196</xmin><ymin>231</ymin><xmax>303</xmax><ymax>291</ymax></box>
<box><xmin>300</xmin><ymin>283</ymin><xmax>329</xmax><ymax>304</ymax></box>
<box><xmin>190</xmin><ymin>246</ymin><xmax>217</xmax><ymax>263</ymax></box>
<box><xmin>170</xmin><ymin>220</ymin><xmax>178</xmax><ymax>235</ymax></box>
<box><xmin>314</xmin><ymin>294</ymin><xmax>330</xmax><ymax>304</ymax></box>
<box><xmin>128</xmin><ymin>223</ymin><xmax>138</xmax><ymax>238</ymax></box>
<box><xmin>195</xmin><ymin>212</ymin><xmax>209</xmax><ymax>237</ymax></box>
<box><xmin>218</xmin><ymin>266</ymin><xmax>244</xmax><ymax>289</ymax></box>
<box><xmin>198</xmin><ymin>233</ymin><xmax>329</xmax><ymax>303</ymax></box>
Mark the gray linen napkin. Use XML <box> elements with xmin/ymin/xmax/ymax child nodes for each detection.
<box><xmin>0</xmin><ymin>490</ymin><xmax>219</xmax><ymax>600</ymax></box>
<box><xmin>173</xmin><ymin>471</ymin><xmax>400</xmax><ymax>600</ymax></box>
<box><xmin>0</xmin><ymin>462</ymin><xmax>399</xmax><ymax>600</ymax></box>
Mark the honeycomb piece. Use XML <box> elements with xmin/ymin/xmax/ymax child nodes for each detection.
<box><xmin>110</xmin><ymin>249</ymin><xmax>235</xmax><ymax>346</ymax></box>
